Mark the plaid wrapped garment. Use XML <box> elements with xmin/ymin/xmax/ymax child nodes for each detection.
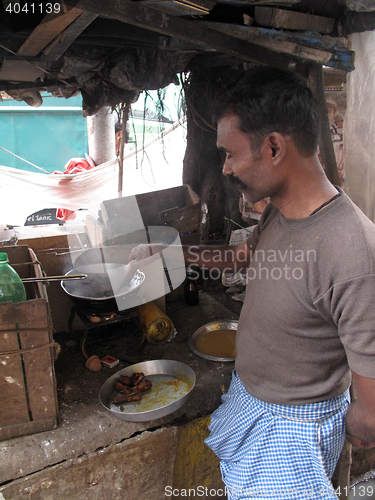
<box><xmin>205</xmin><ymin>371</ymin><xmax>350</xmax><ymax>500</ymax></box>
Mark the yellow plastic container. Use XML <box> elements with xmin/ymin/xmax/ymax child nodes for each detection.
<box><xmin>137</xmin><ymin>302</ymin><xmax>174</xmax><ymax>344</ymax></box>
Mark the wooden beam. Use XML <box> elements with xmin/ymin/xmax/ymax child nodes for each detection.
<box><xmin>0</xmin><ymin>78</ymin><xmax>77</xmax><ymax>91</ymax></box>
<box><xmin>198</xmin><ymin>22</ymin><xmax>355</xmax><ymax>72</ymax></box>
<box><xmin>63</xmin><ymin>0</ymin><xmax>295</xmax><ymax>69</ymax></box>
<box><xmin>139</xmin><ymin>0</ymin><xmax>215</xmax><ymax>17</ymax></box>
<box><xmin>307</xmin><ymin>62</ymin><xmax>340</xmax><ymax>186</ymax></box>
<box><xmin>17</xmin><ymin>8</ymin><xmax>85</xmax><ymax>57</ymax></box>
<box><xmin>255</xmin><ymin>7</ymin><xmax>335</xmax><ymax>34</ymax></box>
<box><xmin>0</xmin><ymin>58</ymin><xmax>46</xmax><ymax>82</ymax></box>
<box><xmin>42</xmin><ymin>11</ymin><xmax>98</xmax><ymax>62</ymax></box>
<box><xmin>200</xmin><ymin>22</ymin><xmax>332</xmax><ymax>64</ymax></box>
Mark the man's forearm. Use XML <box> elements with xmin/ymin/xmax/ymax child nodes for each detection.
<box><xmin>345</xmin><ymin>372</ymin><xmax>375</xmax><ymax>448</ymax></box>
<box><xmin>183</xmin><ymin>243</ymin><xmax>250</xmax><ymax>271</ymax></box>
<box><xmin>128</xmin><ymin>241</ymin><xmax>251</xmax><ymax>273</ymax></box>
<box><xmin>345</xmin><ymin>401</ymin><xmax>375</xmax><ymax>447</ymax></box>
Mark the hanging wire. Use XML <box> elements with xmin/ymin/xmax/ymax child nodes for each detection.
<box><xmin>114</xmin><ymin>82</ymin><xmax>186</xmax><ymax>186</ymax></box>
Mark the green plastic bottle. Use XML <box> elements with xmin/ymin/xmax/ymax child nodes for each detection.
<box><xmin>0</xmin><ymin>252</ymin><xmax>27</xmax><ymax>303</ymax></box>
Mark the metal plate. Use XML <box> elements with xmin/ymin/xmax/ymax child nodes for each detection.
<box><xmin>188</xmin><ymin>319</ymin><xmax>238</xmax><ymax>362</ymax></box>
<box><xmin>99</xmin><ymin>360</ymin><xmax>196</xmax><ymax>422</ymax></box>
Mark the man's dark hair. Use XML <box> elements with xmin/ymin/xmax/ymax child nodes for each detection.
<box><xmin>220</xmin><ymin>66</ymin><xmax>320</xmax><ymax>157</ymax></box>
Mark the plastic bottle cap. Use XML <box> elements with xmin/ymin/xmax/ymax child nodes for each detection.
<box><xmin>0</xmin><ymin>253</ymin><xmax>8</xmax><ymax>263</ymax></box>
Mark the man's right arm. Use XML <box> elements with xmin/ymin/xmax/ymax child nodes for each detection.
<box><xmin>183</xmin><ymin>240</ymin><xmax>251</xmax><ymax>273</ymax></box>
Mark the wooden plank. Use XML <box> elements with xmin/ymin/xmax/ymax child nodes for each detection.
<box><xmin>15</xmin><ymin>297</ymin><xmax>54</xmax><ymax>423</ymax></box>
<box><xmin>0</xmin><ymin>255</ymin><xmax>56</xmax><ymax>439</ymax></box>
<box><xmin>43</xmin><ymin>11</ymin><xmax>99</xmax><ymax>62</ymax></box>
<box><xmin>198</xmin><ymin>22</ymin><xmax>355</xmax><ymax>72</ymax></box>
<box><xmin>202</xmin><ymin>23</ymin><xmax>351</xmax><ymax>54</ymax></box>
<box><xmin>0</xmin><ymin>416</ymin><xmax>57</xmax><ymax>442</ymax></box>
<box><xmin>0</xmin><ymin>59</ymin><xmax>46</xmax><ymax>82</ymax></box>
<box><xmin>255</xmin><ymin>7</ymin><xmax>335</xmax><ymax>34</ymax></box>
<box><xmin>0</xmin><ymin>330</ymin><xmax>30</xmax><ymax>427</ymax></box>
<box><xmin>0</xmin><ymin>299</ymin><xmax>51</xmax><ymax>332</ymax></box>
<box><xmin>64</xmin><ymin>0</ymin><xmax>294</xmax><ymax>69</ymax></box>
<box><xmin>140</xmin><ymin>0</ymin><xmax>215</xmax><ymax>16</ymax></box>
<box><xmin>2</xmin><ymin>245</ymin><xmax>29</xmax><ymax>265</ymax></box>
<box><xmin>0</xmin><ymin>260</ymin><xmax>50</xmax><ymax>428</ymax></box>
<box><xmin>226</xmin><ymin>0</ymin><xmax>301</xmax><ymax>3</ymax></box>
<box><xmin>200</xmin><ymin>22</ymin><xmax>332</xmax><ymax>64</ymax></box>
<box><xmin>17</xmin><ymin>8</ymin><xmax>85</xmax><ymax>57</ymax></box>
<box><xmin>21</xmin><ymin>344</ymin><xmax>57</xmax><ymax>421</ymax></box>
<box><xmin>306</xmin><ymin>62</ymin><xmax>340</xmax><ymax>186</ymax></box>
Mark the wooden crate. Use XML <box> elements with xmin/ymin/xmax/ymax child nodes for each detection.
<box><xmin>86</xmin><ymin>184</ymin><xmax>201</xmax><ymax>247</ymax></box>
<box><xmin>135</xmin><ymin>185</ymin><xmax>200</xmax><ymax>245</ymax></box>
<box><xmin>0</xmin><ymin>245</ymin><xmax>58</xmax><ymax>441</ymax></box>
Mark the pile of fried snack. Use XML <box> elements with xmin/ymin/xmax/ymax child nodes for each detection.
<box><xmin>113</xmin><ymin>372</ymin><xmax>152</xmax><ymax>404</ymax></box>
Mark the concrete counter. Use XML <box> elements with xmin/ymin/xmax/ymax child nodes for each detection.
<box><xmin>0</xmin><ymin>290</ymin><xmax>241</xmax><ymax>499</ymax></box>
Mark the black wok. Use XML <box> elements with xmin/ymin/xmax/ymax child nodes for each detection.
<box><xmin>61</xmin><ymin>267</ymin><xmax>145</xmax><ymax>314</ymax></box>
<box><xmin>61</xmin><ymin>245</ymin><xmax>145</xmax><ymax>314</ymax></box>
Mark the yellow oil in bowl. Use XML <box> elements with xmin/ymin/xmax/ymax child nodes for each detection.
<box><xmin>196</xmin><ymin>329</ymin><xmax>236</xmax><ymax>359</ymax></box>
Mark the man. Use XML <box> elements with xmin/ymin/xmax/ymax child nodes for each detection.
<box><xmin>115</xmin><ymin>120</ymin><xmax>130</xmax><ymax>156</ymax></box>
<box><xmin>128</xmin><ymin>67</ymin><xmax>375</xmax><ymax>499</ymax></box>
<box><xmin>197</xmin><ymin>67</ymin><xmax>375</xmax><ymax>499</ymax></box>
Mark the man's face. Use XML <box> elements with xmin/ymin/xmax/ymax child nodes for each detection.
<box><xmin>217</xmin><ymin>113</ymin><xmax>277</xmax><ymax>204</ymax></box>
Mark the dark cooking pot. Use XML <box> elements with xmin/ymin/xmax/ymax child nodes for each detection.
<box><xmin>61</xmin><ymin>244</ymin><xmax>145</xmax><ymax>314</ymax></box>
<box><xmin>61</xmin><ymin>267</ymin><xmax>145</xmax><ymax>314</ymax></box>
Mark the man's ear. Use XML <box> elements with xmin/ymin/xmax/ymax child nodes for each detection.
<box><xmin>263</xmin><ymin>132</ymin><xmax>287</xmax><ymax>165</ymax></box>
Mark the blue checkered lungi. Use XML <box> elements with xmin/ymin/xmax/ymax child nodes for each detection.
<box><xmin>205</xmin><ymin>371</ymin><xmax>350</xmax><ymax>500</ymax></box>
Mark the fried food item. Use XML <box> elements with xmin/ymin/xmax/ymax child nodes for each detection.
<box><xmin>112</xmin><ymin>372</ymin><xmax>152</xmax><ymax>406</ymax></box>
<box><xmin>132</xmin><ymin>372</ymin><xmax>145</xmax><ymax>385</ymax></box>
<box><xmin>119</xmin><ymin>375</ymin><xmax>133</xmax><ymax>386</ymax></box>
<box><xmin>113</xmin><ymin>391</ymin><xmax>143</xmax><ymax>404</ymax></box>
<box><xmin>135</xmin><ymin>379</ymin><xmax>152</xmax><ymax>392</ymax></box>
<box><xmin>114</xmin><ymin>380</ymin><xmax>131</xmax><ymax>394</ymax></box>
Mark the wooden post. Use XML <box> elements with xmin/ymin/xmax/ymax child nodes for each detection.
<box><xmin>307</xmin><ymin>62</ymin><xmax>351</xmax><ymax>499</ymax></box>
<box><xmin>334</xmin><ymin>441</ymin><xmax>352</xmax><ymax>500</ymax></box>
<box><xmin>307</xmin><ymin>62</ymin><xmax>340</xmax><ymax>186</ymax></box>
<box><xmin>118</xmin><ymin>103</ymin><xmax>131</xmax><ymax>197</ymax></box>
<box><xmin>333</xmin><ymin>377</ymin><xmax>355</xmax><ymax>499</ymax></box>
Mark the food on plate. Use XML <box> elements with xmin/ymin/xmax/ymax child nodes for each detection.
<box><xmin>112</xmin><ymin>371</ymin><xmax>152</xmax><ymax>405</ymax></box>
<box><xmin>113</xmin><ymin>391</ymin><xmax>143</xmax><ymax>404</ymax></box>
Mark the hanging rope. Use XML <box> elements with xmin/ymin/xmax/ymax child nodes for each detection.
<box><xmin>0</xmin><ymin>145</ymin><xmax>50</xmax><ymax>174</ymax></box>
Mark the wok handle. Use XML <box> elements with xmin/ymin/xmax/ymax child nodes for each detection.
<box><xmin>22</xmin><ymin>274</ymin><xmax>87</xmax><ymax>283</ymax></box>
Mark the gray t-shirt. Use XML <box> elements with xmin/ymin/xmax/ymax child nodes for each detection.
<box><xmin>236</xmin><ymin>188</ymin><xmax>375</xmax><ymax>405</ymax></box>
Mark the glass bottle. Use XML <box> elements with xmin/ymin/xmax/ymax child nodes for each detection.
<box><xmin>184</xmin><ymin>269</ymin><xmax>199</xmax><ymax>306</ymax></box>
<box><xmin>0</xmin><ymin>252</ymin><xmax>27</xmax><ymax>303</ymax></box>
